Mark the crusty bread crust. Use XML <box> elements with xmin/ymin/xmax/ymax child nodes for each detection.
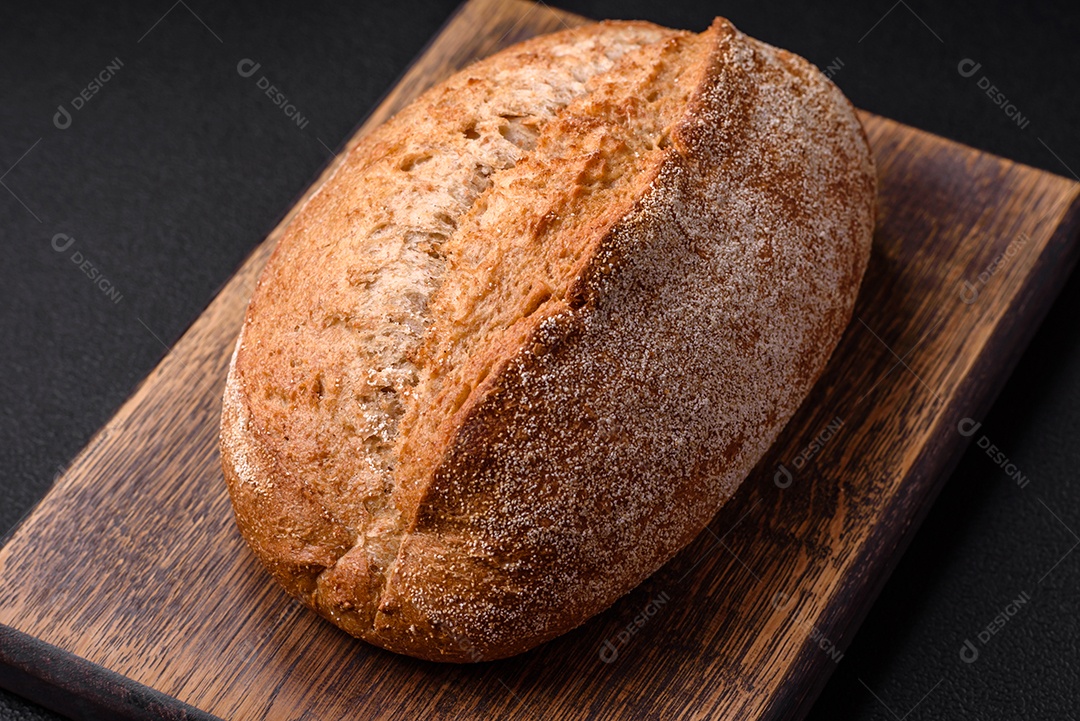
<box><xmin>222</xmin><ymin>18</ymin><xmax>875</xmax><ymax>662</ymax></box>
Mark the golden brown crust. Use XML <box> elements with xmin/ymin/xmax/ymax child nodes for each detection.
<box><xmin>221</xmin><ymin>17</ymin><xmax>875</xmax><ymax>662</ymax></box>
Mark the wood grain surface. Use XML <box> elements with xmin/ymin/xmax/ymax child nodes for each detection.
<box><xmin>2</xmin><ymin>0</ymin><xmax>1079</xmax><ymax>719</ymax></box>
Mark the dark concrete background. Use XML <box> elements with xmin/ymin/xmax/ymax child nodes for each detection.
<box><xmin>1</xmin><ymin>1</ymin><xmax>1077</xmax><ymax>718</ymax></box>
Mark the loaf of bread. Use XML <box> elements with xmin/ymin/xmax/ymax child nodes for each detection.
<box><xmin>221</xmin><ymin>17</ymin><xmax>875</xmax><ymax>662</ymax></box>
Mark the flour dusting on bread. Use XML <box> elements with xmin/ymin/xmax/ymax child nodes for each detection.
<box><xmin>221</xmin><ymin>18</ymin><xmax>875</xmax><ymax>661</ymax></box>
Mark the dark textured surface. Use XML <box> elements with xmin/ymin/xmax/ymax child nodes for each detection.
<box><xmin>0</xmin><ymin>1</ymin><xmax>1076</xmax><ymax>719</ymax></box>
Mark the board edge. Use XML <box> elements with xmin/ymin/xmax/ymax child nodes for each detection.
<box><xmin>764</xmin><ymin>182</ymin><xmax>1080</xmax><ymax>721</ymax></box>
<box><xmin>0</xmin><ymin>624</ymin><xmax>223</xmax><ymax>721</ymax></box>
<box><xmin>2</xmin><ymin>1</ymin><xmax>1079</xmax><ymax>719</ymax></box>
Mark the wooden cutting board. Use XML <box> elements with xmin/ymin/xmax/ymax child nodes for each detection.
<box><xmin>2</xmin><ymin>0</ymin><xmax>1078</xmax><ymax>719</ymax></box>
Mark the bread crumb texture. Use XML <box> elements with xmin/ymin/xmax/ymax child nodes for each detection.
<box><xmin>221</xmin><ymin>17</ymin><xmax>875</xmax><ymax>661</ymax></box>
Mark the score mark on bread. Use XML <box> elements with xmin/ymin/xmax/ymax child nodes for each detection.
<box><xmin>221</xmin><ymin>17</ymin><xmax>875</xmax><ymax>662</ymax></box>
